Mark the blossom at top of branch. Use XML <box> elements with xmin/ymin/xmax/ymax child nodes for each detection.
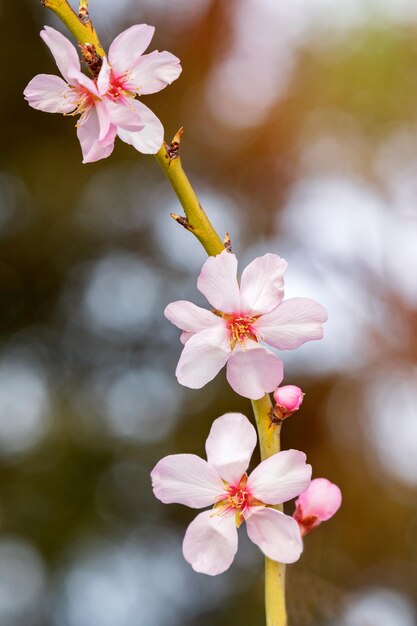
<box><xmin>294</xmin><ymin>478</ymin><xmax>342</xmax><ymax>536</ymax></box>
<box><xmin>23</xmin><ymin>25</ymin><xmax>182</xmax><ymax>163</ymax></box>
<box><xmin>151</xmin><ymin>412</ymin><xmax>312</xmax><ymax>575</ymax></box>
<box><xmin>165</xmin><ymin>250</ymin><xmax>327</xmax><ymax>400</ymax></box>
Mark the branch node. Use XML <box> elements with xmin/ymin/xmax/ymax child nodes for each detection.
<box><xmin>223</xmin><ymin>232</ymin><xmax>232</xmax><ymax>252</ymax></box>
<box><xmin>79</xmin><ymin>0</ymin><xmax>91</xmax><ymax>24</ymax></box>
<box><xmin>166</xmin><ymin>127</ymin><xmax>184</xmax><ymax>163</ymax></box>
<box><xmin>170</xmin><ymin>213</ymin><xmax>193</xmax><ymax>231</ymax></box>
<box><xmin>79</xmin><ymin>43</ymin><xmax>102</xmax><ymax>76</ymax></box>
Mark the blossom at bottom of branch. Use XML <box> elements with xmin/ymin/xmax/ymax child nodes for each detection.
<box><xmin>151</xmin><ymin>413</ymin><xmax>312</xmax><ymax>575</ymax></box>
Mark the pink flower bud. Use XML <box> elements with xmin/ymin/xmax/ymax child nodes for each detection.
<box><xmin>272</xmin><ymin>385</ymin><xmax>304</xmax><ymax>420</ymax></box>
<box><xmin>294</xmin><ymin>478</ymin><xmax>342</xmax><ymax>536</ymax></box>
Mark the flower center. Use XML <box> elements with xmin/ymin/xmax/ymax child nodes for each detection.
<box><xmin>212</xmin><ymin>310</ymin><xmax>260</xmax><ymax>350</ymax></box>
<box><xmin>215</xmin><ymin>474</ymin><xmax>263</xmax><ymax>527</ymax></box>
<box><xmin>66</xmin><ymin>86</ymin><xmax>96</xmax><ymax>118</ymax></box>
<box><xmin>227</xmin><ymin>314</ymin><xmax>259</xmax><ymax>350</ymax></box>
<box><xmin>107</xmin><ymin>73</ymin><xmax>136</xmax><ymax>102</ymax></box>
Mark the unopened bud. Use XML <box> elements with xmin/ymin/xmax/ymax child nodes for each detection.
<box><xmin>293</xmin><ymin>478</ymin><xmax>342</xmax><ymax>536</ymax></box>
<box><xmin>272</xmin><ymin>385</ymin><xmax>304</xmax><ymax>420</ymax></box>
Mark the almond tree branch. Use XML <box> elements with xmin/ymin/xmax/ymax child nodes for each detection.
<box><xmin>34</xmin><ymin>3</ymin><xmax>286</xmax><ymax>623</ymax></box>
<box><xmin>40</xmin><ymin>0</ymin><xmax>104</xmax><ymax>54</ymax></box>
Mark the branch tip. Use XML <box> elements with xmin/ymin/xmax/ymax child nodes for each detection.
<box><xmin>223</xmin><ymin>232</ymin><xmax>232</xmax><ymax>252</ymax></box>
<box><xmin>170</xmin><ymin>213</ymin><xmax>193</xmax><ymax>231</ymax></box>
<box><xmin>79</xmin><ymin>0</ymin><xmax>91</xmax><ymax>25</ymax></box>
<box><xmin>166</xmin><ymin>127</ymin><xmax>184</xmax><ymax>162</ymax></box>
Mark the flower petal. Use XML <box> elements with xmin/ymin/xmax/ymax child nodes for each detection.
<box><xmin>165</xmin><ymin>300</ymin><xmax>222</xmax><ymax>333</ymax></box>
<box><xmin>246</xmin><ymin>508</ymin><xmax>303</xmax><ymax>564</ymax></box>
<box><xmin>96</xmin><ymin>56</ymin><xmax>111</xmax><ymax>95</ymax></box>
<box><xmin>108</xmin><ymin>24</ymin><xmax>155</xmax><ymax>74</ymax></box>
<box><xmin>180</xmin><ymin>331</ymin><xmax>193</xmax><ymax>345</ymax></box>
<box><xmin>183</xmin><ymin>510</ymin><xmax>238</xmax><ymax>575</ymax></box>
<box><xmin>68</xmin><ymin>70</ymin><xmax>99</xmax><ymax>97</ymax></box>
<box><xmin>151</xmin><ymin>454</ymin><xmax>224</xmax><ymax>508</ymax></box>
<box><xmin>107</xmin><ymin>100</ymin><xmax>144</xmax><ymax>132</ymax></box>
<box><xmin>77</xmin><ymin>108</ymin><xmax>116</xmax><ymax>164</ymax></box>
<box><xmin>197</xmin><ymin>250</ymin><xmax>240</xmax><ymax>312</ymax></box>
<box><xmin>130</xmin><ymin>50</ymin><xmax>182</xmax><ymax>95</ymax></box>
<box><xmin>226</xmin><ymin>345</ymin><xmax>284</xmax><ymax>400</ymax></box>
<box><xmin>247</xmin><ymin>449</ymin><xmax>311</xmax><ymax>504</ymax></box>
<box><xmin>256</xmin><ymin>297</ymin><xmax>328</xmax><ymax>350</ymax></box>
<box><xmin>95</xmin><ymin>100</ymin><xmax>113</xmax><ymax>142</ymax></box>
<box><xmin>175</xmin><ymin>326</ymin><xmax>230</xmax><ymax>389</ymax></box>
<box><xmin>40</xmin><ymin>26</ymin><xmax>80</xmax><ymax>82</ymax></box>
<box><xmin>240</xmin><ymin>254</ymin><xmax>287</xmax><ymax>315</ymax></box>
<box><xmin>23</xmin><ymin>74</ymin><xmax>75</xmax><ymax>113</ymax></box>
<box><xmin>205</xmin><ymin>413</ymin><xmax>257</xmax><ymax>484</ymax></box>
<box><xmin>117</xmin><ymin>100</ymin><xmax>163</xmax><ymax>154</ymax></box>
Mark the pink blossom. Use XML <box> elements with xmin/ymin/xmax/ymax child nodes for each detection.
<box><xmin>24</xmin><ymin>25</ymin><xmax>181</xmax><ymax>163</ymax></box>
<box><xmin>165</xmin><ymin>250</ymin><xmax>327</xmax><ymax>399</ymax></box>
<box><xmin>294</xmin><ymin>478</ymin><xmax>342</xmax><ymax>536</ymax></box>
<box><xmin>151</xmin><ymin>413</ymin><xmax>311</xmax><ymax>575</ymax></box>
<box><xmin>273</xmin><ymin>385</ymin><xmax>304</xmax><ymax>419</ymax></box>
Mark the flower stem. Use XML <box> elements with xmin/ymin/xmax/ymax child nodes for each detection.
<box><xmin>251</xmin><ymin>396</ymin><xmax>287</xmax><ymax>626</ymax></box>
<box><xmin>154</xmin><ymin>143</ymin><xmax>225</xmax><ymax>256</ymax></box>
<box><xmin>34</xmin><ymin>6</ymin><xmax>288</xmax><ymax>622</ymax></box>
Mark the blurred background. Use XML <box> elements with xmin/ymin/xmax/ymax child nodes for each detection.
<box><xmin>0</xmin><ymin>0</ymin><xmax>417</xmax><ymax>624</ymax></box>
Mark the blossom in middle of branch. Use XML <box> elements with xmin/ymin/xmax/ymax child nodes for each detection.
<box><xmin>151</xmin><ymin>413</ymin><xmax>312</xmax><ymax>575</ymax></box>
<box><xmin>165</xmin><ymin>250</ymin><xmax>327</xmax><ymax>399</ymax></box>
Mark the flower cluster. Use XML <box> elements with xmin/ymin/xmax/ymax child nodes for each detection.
<box><xmin>24</xmin><ymin>25</ymin><xmax>181</xmax><ymax>162</ymax></box>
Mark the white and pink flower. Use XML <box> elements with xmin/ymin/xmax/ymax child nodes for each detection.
<box><xmin>294</xmin><ymin>478</ymin><xmax>342</xmax><ymax>536</ymax></box>
<box><xmin>165</xmin><ymin>250</ymin><xmax>327</xmax><ymax>399</ymax></box>
<box><xmin>24</xmin><ymin>25</ymin><xmax>181</xmax><ymax>163</ymax></box>
<box><xmin>151</xmin><ymin>413</ymin><xmax>312</xmax><ymax>575</ymax></box>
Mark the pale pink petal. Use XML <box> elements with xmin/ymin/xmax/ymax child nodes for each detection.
<box><xmin>68</xmin><ymin>70</ymin><xmax>99</xmax><ymax>97</ymax></box>
<box><xmin>107</xmin><ymin>100</ymin><xmax>144</xmax><ymax>132</ymax></box>
<box><xmin>108</xmin><ymin>24</ymin><xmax>155</xmax><ymax>74</ymax></box>
<box><xmin>40</xmin><ymin>26</ymin><xmax>80</xmax><ymax>82</ymax></box>
<box><xmin>197</xmin><ymin>250</ymin><xmax>240</xmax><ymax>312</ymax></box>
<box><xmin>205</xmin><ymin>413</ymin><xmax>257</xmax><ymax>484</ymax></box>
<box><xmin>175</xmin><ymin>326</ymin><xmax>231</xmax><ymax>389</ymax></box>
<box><xmin>246</xmin><ymin>508</ymin><xmax>303</xmax><ymax>564</ymax></box>
<box><xmin>151</xmin><ymin>454</ymin><xmax>224</xmax><ymax>509</ymax></box>
<box><xmin>296</xmin><ymin>478</ymin><xmax>342</xmax><ymax>522</ymax></box>
<box><xmin>183</xmin><ymin>510</ymin><xmax>238</xmax><ymax>575</ymax></box>
<box><xmin>180</xmin><ymin>331</ymin><xmax>193</xmax><ymax>345</ymax></box>
<box><xmin>95</xmin><ymin>100</ymin><xmax>113</xmax><ymax>142</ymax></box>
<box><xmin>255</xmin><ymin>297</ymin><xmax>328</xmax><ymax>350</ymax></box>
<box><xmin>77</xmin><ymin>108</ymin><xmax>116</xmax><ymax>164</ymax></box>
<box><xmin>96</xmin><ymin>56</ymin><xmax>111</xmax><ymax>95</ymax></box>
<box><xmin>247</xmin><ymin>450</ymin><xmax>311</xmax><ymax>504</ymax></box>
<box><xmin>240</xmin><ymin>254</ymin><xmax>287</xmax><ymax>315</ymax></box>
<box><xmin>130</xmin><ymin>50</ymin><xmax>182</xmax><ymax>95</ymax></box>
<box><xmin>226</xmin><ymin>345</ymin><xmax>283</xmax><ymax>400</ymax></box>
<box><xmin>23</xmin><ymin>74</ymin><xmax>75</xmax><ymax>113</ymax></box>
<box><xmin>165</xmin><ymin>300</ymin><xmax>222</xmax><ymax>333</ymax></box>
<box><xmin>117</xmin><ymin>100</ymin><xmax>163</xmax><ymax>154</ymax></box>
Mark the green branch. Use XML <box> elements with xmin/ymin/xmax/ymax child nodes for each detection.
<box><xmin>40</xmin><ymin>0</ymin><xmax>104</xmax><ymax>54</ymax></box>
